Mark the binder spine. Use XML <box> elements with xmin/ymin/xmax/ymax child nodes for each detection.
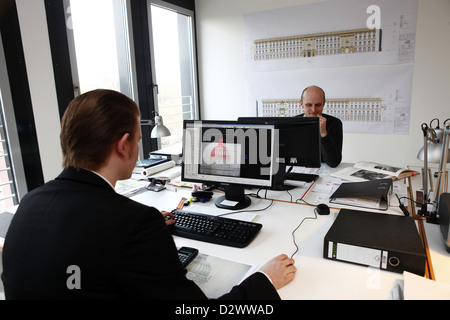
<box><xmin>324</xmin><ymin>241</ymin><xmax>425</xmax><ymax>275</ymax></box>
<box><xmin>325</xmin><ymin>241</ymin><xmax>385</xmax><ymax>269</ymax></box>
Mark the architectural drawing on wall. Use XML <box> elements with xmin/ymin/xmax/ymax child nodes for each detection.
<box><xmin>326</xmin><ymin>98</ymin><xmax>382</xmax><ymax>122</ymax></box>
<box><xmin>244</xmin><ymin>0</ymin><xmax>417</xmax><ymax>134</ymax></box>
<box><xmin>260</xmin><ymin>98</ymin><xmax>382</xmax><ymax>123</ymax></box>
<box><xmin>261</xmin><ymin>99</ymin><xmax>299</xmax><ymax>117</ymax></box>
<box><xmin>254</xmin><ymin>28</ymin><xmax>381</xmax><ymax>61</ymax></box>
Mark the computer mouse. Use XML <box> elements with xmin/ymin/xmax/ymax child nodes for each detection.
<box><xmin>315</xmin><ymin>203</ymin><xmax>330</xmax><ymax>215</ymax></box>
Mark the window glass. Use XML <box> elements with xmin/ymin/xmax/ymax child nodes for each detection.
<box><xmin>0</xmin><ymin>97</ymin><xmax>18</xmax><ymax>210</ymax></box>
<box><xmin>0</xmin><ymin>35</ymin><xmax>26</xmax><ymax>209</ymax></box>
<box><xmin>149</xmin><ymin>2</ymin><xmax>199</xmax><ymax>148</ymax></box>
<box><xmin>66</xmin><ymin>0</ymin><xmax>134</xmax><ymax>98</ymax></box>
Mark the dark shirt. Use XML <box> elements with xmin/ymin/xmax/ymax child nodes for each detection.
<box><xmin>297</xmin><ymin>113</ymin><xmax>343</xmax><ymax>167</ymax></box>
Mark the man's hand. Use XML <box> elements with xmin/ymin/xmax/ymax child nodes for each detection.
<box><xmin>318</xmin><ymin>116</ymin><xmax>328</xmax><ymax>138</ymax></box>
<box><xmin>259</xmin><ymin>254</ymin><xmax>297</xmax><ymax>290</ymax></box>
<box><xmin>161</xmin><ymin>211</ymin><xmax>175</xmax><ymax>226</ymax></box>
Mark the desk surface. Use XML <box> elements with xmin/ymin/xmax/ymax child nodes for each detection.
<box><xmin>130</xmin><ymin>164</ymin><xmax>450</xmax><ymax>300</ymax></box>
<box><xmin>132</xmin><ymin>189</ymin><xmax>401</xmax><ymax>300</ymax></box>
<box><xmin>1</xmin><ymin>163</ymin><xmax>449</xmax><ymax>299</ymax></box>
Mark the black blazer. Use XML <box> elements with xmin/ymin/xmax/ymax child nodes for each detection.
<box><xmin>1</xmin><ymin>168</ymin><xmax>279</xmax><ymax>300</ymax></box>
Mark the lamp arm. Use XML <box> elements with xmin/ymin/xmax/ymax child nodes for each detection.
<box><xmin>421</xmin><ymin>123</ymin><xmax>429</xmax><ymax>206</ymax></box>
<box><xmin>434</xmin><ymin>124</ymin><xmax>450</xmax><ymax>204</ymax></box>
<box><xmin>140</xmin><ymin>119</ymin><xmax>155</xmax><ymax>126</ymax></box>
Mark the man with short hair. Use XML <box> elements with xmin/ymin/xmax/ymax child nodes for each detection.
<box><xmin>1</xmin><ymin>89</ymin><xmax>296</xmax><ymax>299</ymax></box>
<box><xmin>298</xmin><ymin>85</ymin><xmax>343</xmax><ymax>167</ymax></box>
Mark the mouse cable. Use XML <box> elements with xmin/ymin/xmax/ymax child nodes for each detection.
<box><xmin>290</xmin><ymin>199</ymin><xmax>318</xmax><ymax>258</ymax></box>
<box><xmin>397</xmin><ymin>195</ymin><xmax>423</xmax><ymax>206</ymax></box>
<box><xmin>245</xmin><ymin>188</ymin><xmax>268</xmax><ymax>199</ymax></box>
<box><xmin>286</xmin><ymin>189</ymin><xmax>294</xmax><ymax>202</ymax></box>
<box><xmin>295</xmin><ymin>198</ymin><xmax>313</xmax><ymax>206</ymax></box>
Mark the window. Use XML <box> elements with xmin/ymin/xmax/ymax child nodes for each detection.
<box><xmin>148</xmin><ymin>1</ymin><xmax>199</xmax><ymax>149</ymax></box>
<box><xmin>52</xmin><ymin>0</ymin><xmax>198</xmax><ymax>158</ymax></box>
<box><xmin>0</xmin><ymin>97</ymin><xmax>17</xmax><ymax>210</ymax></box>
<box><xmin>0</xmin><ymin>33</ymin><xmax>28</xmax><ymax>209</ymax></box>
<box><xmin>64</xmin><ymin>0</ymin><xmax>135</xmax><ymax>98</ymax></box>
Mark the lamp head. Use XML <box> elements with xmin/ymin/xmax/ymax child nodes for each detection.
<box><xmin>417</xmin><ymin>127</ymin><xmax>450</xmax><ymax>163</ymax></box>
<box><xmin>151</xmin><ymin>114</ymin><xmax>171</xmax><ymax>138</ymax></box>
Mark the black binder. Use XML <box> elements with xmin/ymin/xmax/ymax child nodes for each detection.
<box><xmin>323</xmin><ymin>209</ymin><xmax>426</xmax><ymax>276</ymax></box>
<box><xmin>329</xmin><ymin>178</ymin><xmax>392</xmax><ymax>210</ymax></box>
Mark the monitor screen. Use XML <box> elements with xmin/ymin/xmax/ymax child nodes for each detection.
<box><xmin>182</xmin><ymin>120</ymin><xmax>278</xmax><ymax>209</ymax></box>
<box><xmin>237</xmin><ymin>117</ymin><xmax>321</xmax><ymax>168</ymax></box>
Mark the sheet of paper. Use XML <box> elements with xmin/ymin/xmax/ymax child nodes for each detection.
<box><xmin>115</xmin><ymin>180</ymin><xmax>149</xmax><ymax>197</ymax></box>
<box><xmin>404</xmin><ymin>271</ymin><xmax>450</xmax><ymax>300</ymax></box>
<box><xmin>186</xmin><ymin>253</ymin><xmax>254</xmax><ymax>299</ymax></box>
<box><xmin>0</xmin><ymin>206</ymin><xmax>17</xmax><ymax>248</ymax></box>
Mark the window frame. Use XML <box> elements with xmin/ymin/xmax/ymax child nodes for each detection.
<box><xmin>147</xmin><ymin>0</ymin><xmax>200</xmax><ymax>150</ymax></box>
<box><xmin>0</xmin><ymin>0</ymin><xmax>44</xmax><ymax>195</ymax></box>
<box><xmin>62</xmin><ymin>0</ymin><xmax>137</xmax><ymax>100</ymax></box>
<box><xmin>0</xmin><ymin>35</ymin><xmax>27</xmax><ymax>205</ymax></box>
<box><xmin>131</xmin><ymin>0</ymin><xmax>200</xmax><ymax>158</ymax></box>
<box><xmin>45</xmin><ymin>0</ymin><xmax>200</xmax><ymax>160</ymax></box>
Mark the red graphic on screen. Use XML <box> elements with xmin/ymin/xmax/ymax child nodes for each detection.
<box><xmin>210</xmin><ymin>139</ymin><xmax>230</xmax><ymax>159</ymax></box>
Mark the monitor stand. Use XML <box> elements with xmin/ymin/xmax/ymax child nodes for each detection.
<box><xmin>272</xmin><ymin>183</ymin><xmax>296</xmax><ymax>191</ymax></box>
<box><xmin>215</xmin><ymin>185</ymin><xmax>251</xmax><ymax>210</ymax></box>
<box><xmin>271</xmin><ymin>162</ymin><xmax>296</xmax><ymax>191</ymax></box>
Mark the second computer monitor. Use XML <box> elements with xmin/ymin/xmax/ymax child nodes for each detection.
<box><xmin>238</xmin><ymin>116</ymin><xmax>321</xmax><ymax>168</ymax></box>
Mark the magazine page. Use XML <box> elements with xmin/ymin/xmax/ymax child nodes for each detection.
<box><xmin>330</xmin><ymin>166</ymin><xmax>391</xmax><ymax>182</ymax></box>
<box><xmin>355</xmin><ymin>161</ymin><xmax>403</xmax><ymax>175</ymax></box>
<box><xmin>332</xmin><ymin>161</ymin><xmax>418</xmax><ymax>181</ymax></box>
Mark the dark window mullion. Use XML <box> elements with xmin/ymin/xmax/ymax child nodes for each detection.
<box><xmin>0</xmin><ymin>0</ymin><xmax>44</xmax><ymax>191</ymax></box>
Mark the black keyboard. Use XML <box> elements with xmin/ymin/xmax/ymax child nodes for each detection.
<box><xmin>285</xmin><ymin>172</ymin><xmax>319</xmax><ymax>182</ymax></box>
<box><xmin>168</xmin><ymin>209</ymin><xmax>262</xmax><ymax>248</ymax></box>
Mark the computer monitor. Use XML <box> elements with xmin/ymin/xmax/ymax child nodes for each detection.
<box><xmin>182</xmin><ymin>120</ymin><xmax>278</xmax><ymax>210</ymax></box>
<box><xmin>237</xmin><ymin>116</ymin><xmax>321</xmax><ymax>168</ymax></box>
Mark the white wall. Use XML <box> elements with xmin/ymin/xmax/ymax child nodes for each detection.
<box><xmin>195</xmin><ymin>0</ymin><xmax>450</xmax><ymax>168</ymax></box>
<box><xmin>15</xmin><ymin>0</ymin><xmax>62</xmax><ymax>182</ymax></box>
<box><xmin>13</xmin><ymin>0</ymin><xmax>450</xmax><ymax>185</ymax></box>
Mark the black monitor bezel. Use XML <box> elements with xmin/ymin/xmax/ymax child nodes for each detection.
<box><xmin>237</xmin><ymin>116</ymin><xmax>322</xmax><ymax>168</ymax></box>
<box><xmin>181</xmin><ymin>119</ymin><xmax>279</xmax><ymax>190</ymax></box>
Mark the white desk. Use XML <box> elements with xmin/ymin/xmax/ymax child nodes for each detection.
<box><xmin>1</xmin><ymin>164</ymin><xmax>448</xmax><ymax>299</ymax></box>
<box><xmin>130</xmin><ymin>170</ymin><xmax>419</xmax><ymax>300</ymax></box>
<box><xmin>424</xmin><ymin>223</ymin><xmax>450</xmax><ymax>283</ymax></box>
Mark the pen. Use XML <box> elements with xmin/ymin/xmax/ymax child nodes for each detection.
<box><xmin>300</xmin><ymin>181</ymin><xmax>315</xmax><ymax>201</ymax></box>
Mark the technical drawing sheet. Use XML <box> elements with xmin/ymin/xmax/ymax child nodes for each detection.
<box><xmin>244</xmin><ymin>0</ymin><xmax>418</xmax><ymax>134</ymax></box>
